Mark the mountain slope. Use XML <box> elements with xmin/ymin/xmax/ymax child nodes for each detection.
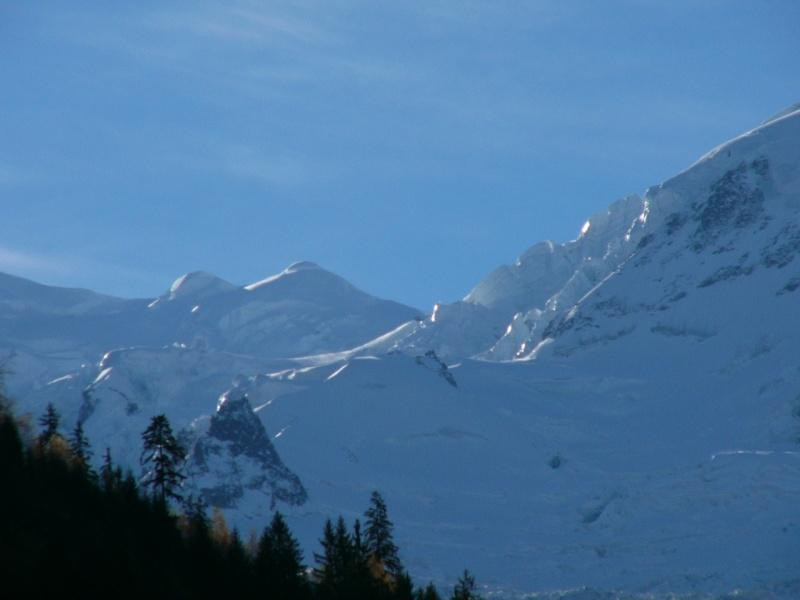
<box><xmin>356</xmin><ymin>104</ymin><xmax>800</xmax><ymax>366</ymax></box>
<box><xmin>516</xmin><ymin>102</ymin><xmax>800</xmax><ymax>365</ymax></box>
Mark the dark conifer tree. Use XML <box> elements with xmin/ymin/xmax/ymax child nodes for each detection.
<box><xmin>100</xmin><ymin>446</ymin><xmax>122</xmax><ymax>492</ymax></box>
<box><xmin>37</xmin><ymin>402</ymin><xmax>61</xmax><ymax>449</ymax></box>
<box><xmin>181</xmin><ymin>495</ymin><xmax>232</xmax><ymax>597</ymax></box>
<box><xmin>0</xmin><ymin>406</ymin><xmax>23</xmax><ymax>479</ymax></box>
<box><xmin>314</xmin><ymin>518</ymin><xmax>338</xmax><ymax>580</ymax></box>
<box><xmin>0</xmin><ymin>361</ymin><xmax>12</xmax><ymax>415</ymax></box>
<box><xmin>255</xmin><ymin>511</ymin><xmax>309</xmax><ymax>598</ymax></box>
<box><xmin>364</xmin><ymin>490</ymin><xmax>403</xmax><ymax>579</ymax></box>
<box><xmin>69</xmin><ymin>420</ymin><xmax>94</xmax><ymax>476</ymax></box>
<box><xmin>100</xmin><ymin>446</ymin><xmax>113</xmax><ymax>483</ymax></box>
<box><xmin>315</xmin><ymin>517</ymin><xmax>363</xmax><ymax>598</ymax></box>
<box><xmin>183</xmin><ymin>495</ymin><xmax>210</xmax><ymax>536</ymax></box>
<box><xmin>450</xmin><ymin>570</ymin><xmax>481</xmax><ymax>600</ymax></box>
<box><xmin>394</xmin><ymin>571</ymin><xmax>415</xmax><ymax>600</ymax></box>
<box><xmin>140</xmin><ymin>414</ymin><xmax>186</xmax><ymax>502</ymax></box>
<box><xmin>119</xmin><ymin>471</ymin><xmax>141</xmax><ymax>507</ymax></box>
<box><xmin>225</xmin><ymin>528</ymin><xmax>250</xmax><ymax>576</ymax></box>
<box><xmin>353</xmin><ymin>517</ymin><xmax>367</xmax><ymax>563</ymax></box>
<box><xmin>333</xmin><ymin>515</ymin><xmax>357</xmax><ymax>578</ymax></box>
<box><xmin>416</xmin><ymin>583</ymin><xmax>443</xmax><ymax>600</ymax></box>
<box><xmin>349</xmin><ymin>517</ymin><xmax>381</xmax><ymax>596</ymax></box>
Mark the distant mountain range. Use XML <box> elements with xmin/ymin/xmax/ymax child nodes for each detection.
<box><xmin>0</xmin><ymin>260</ymin><xmax>421</xmax><ymax>394</ymax></box>
<box><xmin>5</xmin><ymin>102</ymin><xmax>800</xmax><ymax>598</ymax></box>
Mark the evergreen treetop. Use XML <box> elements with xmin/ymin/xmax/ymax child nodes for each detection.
<box><xmin>37</xmin><ymin>402</ymin><xmax>61</xmax><ymax>449</ymax></box>
<box><xmin>364</xmin><ymin>490</ymin><xmax>403</xmax><ymax>579</ymax></box>
<box><xmin>100</xmin><ymin>446</ymin><xmax>123</xmax><ymax>492</ymax></box>
<box><xmin>140</xmin><ymin>414</ymin><xmax>186</xmax><ymax>502</ymax></box>
<box><xmin>256</xmin><ymin>511</ymin><xmax>309</xmax><ymax>598</ymax></box>
<box><xmin>69</xmin><ymin>420</ymin><xmax>94</xmax><ymax>476</ymax></box>
<box><xmin>416</xmin><ymin>583</ymin><xmax>443</xmax><ymax>600</ymax></box>
<box><xmin>450</xmin><ymin>570</ymin><xmax>482</xmax><ymax>600</ymax></box>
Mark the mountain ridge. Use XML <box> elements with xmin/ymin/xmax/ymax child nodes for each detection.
<box><xmin>0</xmin><ymin>261</ymin><xmax>421</xmax><ymax>395</ymax></box>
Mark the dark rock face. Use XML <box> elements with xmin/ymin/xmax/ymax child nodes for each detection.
<box><xmin>188</xmin><ymin>394</ymin><xmax>307</xmax><ymax>509</ymax></box>
<box><xmin>697</xmin><ymin>264</ymin><xmax>755</xmax><ymax>288</ymax></box>
<box><xmin>762</xmin><ymin>224</ymin><xmax>800</xmax><ymax>269</ymax></box>
<box><xmin>415</xmin><ymin>350</ymin><xmax>457</xmax><ymax>387</ymax></box>
<box><xmin>208</xmin><ymin>395</ymin><xmax>275</xmax><ymax>458</ymax></box>
<box><xmin>777</xmin><ymin>276</ymin><xmax>800</xmax><ymax>296</ymax></box>
<box><xmin>691</xmin><ymin>158</ymin><xmax>770</xmax><ymax>251</ymax></box>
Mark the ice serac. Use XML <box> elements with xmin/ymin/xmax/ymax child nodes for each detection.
<box><xmin>466</xmin><ymin>194</ymin><xmax>643</xmax><ymax>315</ymax></box>
<box><xmin>359</xmin><ymin>192</ymin><xmax>646</xmax><ymax>360</ymax></box>
<box><xmin>465</xmin><ymin>240</ymin><xmax>575</xmax><ymax>314</ymax></box>
<box><xmin>527</xmin><ymin>102</ymin><xmax>800</xmax><ymax>364</ymax></box>
<box><xmin>185</xmin><ymin>392</ymin><xmax>307</xmax><ymax>509</ymax></box>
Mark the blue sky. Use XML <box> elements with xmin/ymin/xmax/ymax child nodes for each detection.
<box><xmin>1</xmin><ymin>1</ymin><xmax>798</xmax><ymax>310</ymax></box>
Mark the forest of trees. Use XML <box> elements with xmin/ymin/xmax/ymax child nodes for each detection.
<box><xmin>0</xmin><ymin>395</ymin><xmax>483</xmax><ymax>599</ymax></box>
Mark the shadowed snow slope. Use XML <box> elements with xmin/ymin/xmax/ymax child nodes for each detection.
<box><xmin>9</xmin><ymin>103</ymin><xmax>800</xmax><ymax>598</ymax></box>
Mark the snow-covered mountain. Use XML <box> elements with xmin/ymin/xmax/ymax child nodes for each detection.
<box><xmin>7</xmin><ymin>103</ymin><xmax>800</xmax><ymax>597</ymax></box>
<box><xmin>351</xmin><ymin>104</ymin><xmax>800</xmax><ymax>367</ymax></box>
<box><xmin>0</xmin><ymin>261</ymin><xmax>421</xmax><ymax>395</ymax></box>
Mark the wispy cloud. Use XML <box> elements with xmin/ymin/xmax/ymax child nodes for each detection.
<box><xmin>0</xmin><ymin>246</ymin><xmax>72</xmax><ymax>276</ymax></box>
<box><xmin>45</xmin><ymin>3</ymin><xmax>435</xmax><ymax>97</ymax></box>
<box><xmin>167</xmin><ymin>143</ymin><xmax>342</xmax><ymax>189</ymax></box>
<box><xmin>32</xmin><ymin>1</ymin><xmax>764</xmax><ymax>186</ymax></box>
<box><xmin>149</xmin><ymin>4</ymin><xmax>330</xmax><ymax>46</ymax></box>
<box><xmin>0</xmin><ymin>245</ymin><xmax>159</xmax><ymax>296</ymax></box>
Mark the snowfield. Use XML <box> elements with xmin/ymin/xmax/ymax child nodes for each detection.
<box><xmin>6</xmin><ymin>103</ymin><xmax>800</xmax><ymax>598</ymax></box>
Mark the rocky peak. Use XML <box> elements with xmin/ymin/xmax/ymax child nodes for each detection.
<box><xmin>186</xmin><ymin>392</ymin><xmax>307</xmax><ymax>509</ymax></box>
<box><xmin>208</xmin><ymin>394</ymin><xmax>266</xmax><ymax>454</ymax></box>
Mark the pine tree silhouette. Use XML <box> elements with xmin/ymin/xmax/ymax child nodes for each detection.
<box><xmin>314</xmin><ymin>515</ymin><xmax>378</xmax><ymax>599</ymax></box>
<box><xmin>365</xmin><ymin>490</ymin><xmax>403</xmax><ymax>579</ymax></box>
<box><xmin>450</xmin><ymin>570</ymin><xmax>481</xmax><ymax>600</ymax></box>
<box><xmin>0</xmin><ymin>358</ymin><xmax>13</xmax><ymax>415</ymax></box>
<box><xmin>352</xmin><ymin>517</ymin><xmax>367</xmax><ymax>565</ymax></box>
<box><xmin>393</xmin><ymin>571</ymin><xmax>416</xmax><ymax>600</ymax></box>
<box><xmin>256</xmin><ymin>511</ymin><xmax>309</xmax><ymax>598</ymax></box>
<box><xmin>0</xmin><ymin>406</ymin><xmax>24</xmax><ymax>478</ymax></box>
<box><xmin>69</xmin><ymin>421</ymin><xmax>94</xmax><ymax>477</ymax></box>
<box><xmin>100</xmin><ymin>447</ymin><xmax>122</xmax><ymax>492</ymax></box>
<box><xmin>37</xmin><ymin>402</ymin><xmax>61</xmax><ymax>449</ymax></box>
<box><xmin>314</xmin><ymin>518</ymin><xmax>337</xmax><ymax>581</ymax></box>
<box><xmin>140</xmin><ymin>414</ymin><xmax>186</xmax><ymax>502</ymax></box>
<box><xmin>416</xmin><ymin>583</ymin><xmax>443</xmax><ymax>600</ymax></box>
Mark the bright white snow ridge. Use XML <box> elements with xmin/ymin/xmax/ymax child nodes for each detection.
<box><xmin>5</xmin><ymin>103</ymin><xmax>800</xmax><ymax>599</ymax></box>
